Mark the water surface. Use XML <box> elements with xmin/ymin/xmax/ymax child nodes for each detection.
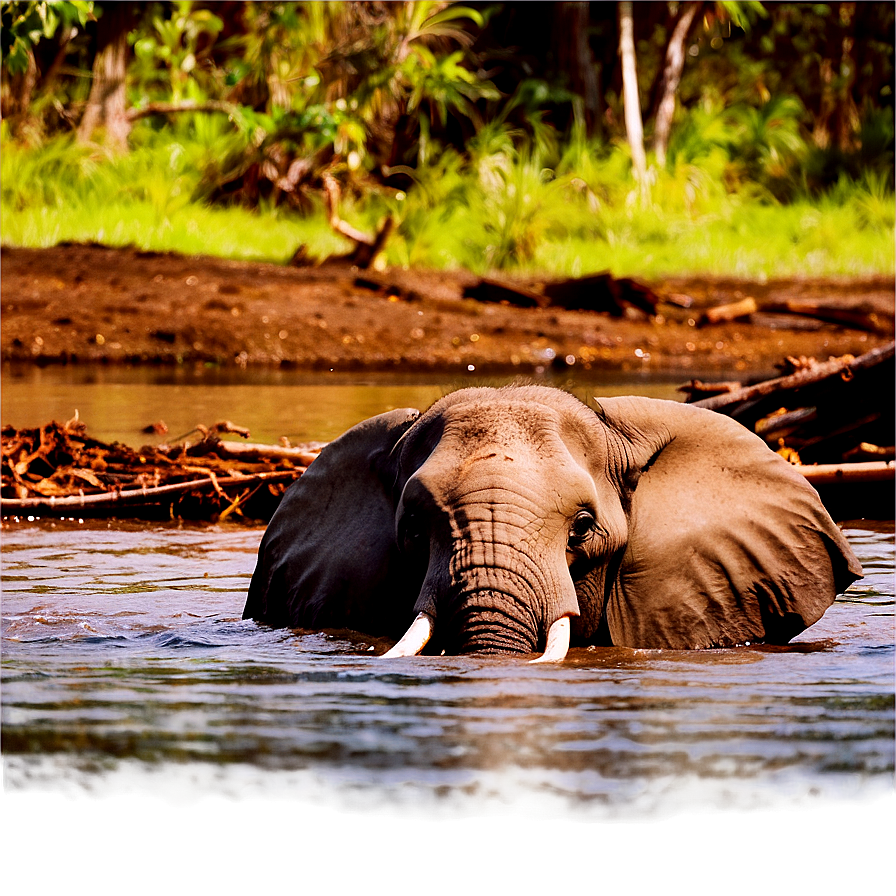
<box><xmin>4</xmin><ymin>317</ymin><xmax>894</xmax><ymax>882</ymax></box>
<box><xmin>2</xmin><ymin>364</ymin><xmax>693</xmax><ymax>445</ymax></box>
<box><xmin>2</xmin><ymin>519</ymin><xmax>894</xmax><ymax>892</ymax></box>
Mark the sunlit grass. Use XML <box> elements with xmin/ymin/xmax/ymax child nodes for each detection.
<box><xmin>3</xmin><ymin>200</ymin><xmax>349</xmax><ymax>262</ymax></box>
<box><xmin>2</xmin><ymin>129</ymin><xmax>893</xmax><ymax>279</ymax></box>
<box><xmin>523</xmin><ymin>202</ymin><xmax>894</xmax><ymax>280</ymax></box>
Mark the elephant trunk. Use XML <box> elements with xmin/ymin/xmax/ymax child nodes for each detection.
<box><xmin>383</xmin><ymin>556</ymin><xmax>575</xmax><ymax>659</ymax></box>
<box><xmin>382</xmin><ymin>607</ymin><xmax>572</xmax><ymax>662</ymax></box>
<box><xmin>383</xmin><ymin>514</ymin><xmax>580</xmax><ymax>660</ymax></box>
<box><xmin>447</xmin><ymin>598</ymin><xmax>540</xmax><ymax>654</ymax></box>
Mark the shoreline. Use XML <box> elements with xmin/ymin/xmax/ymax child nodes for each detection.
<box><xmin>2</xmin><ymin>244</ymin><xmax>893</xmax><ymax>377</ymax></box>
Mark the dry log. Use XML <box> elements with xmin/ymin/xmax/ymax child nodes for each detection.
<box><xmin>843</xmin><ymin>442</ymin><xmax>896</xmax><ymax>462</ymax></box>
<box><xmin>692</xmin><ymin>341</ymin><xmax>895</xmax><ymax>413</ymax></box>
<box><xmin>755</xmin><ymin>407</ymin><xmax>818</xmax><ymax>441</ymax></box>
<box><xmin>0</xmin><ymin>470</ymin><xmax>303</xmax><ymax>513</ymax></box>
<box><xmin>682</xmin><ymin>340</ymin><xmax>893</xmax><ymax>479</ymax></box>
<box><xmin>663</xmin><ymin>292</ymin><xmax>694</xmax><ymax>309</ymax></box>
<box><xmin>542</xmin><ymin>272</ymin><xmax>660</xmax><ymax>316</ymax></box>
<box><xmin>212</xmin><ymin>420</ymin><xmax>252</xmax><ymax>439</ymax></box>
<box><xmin>796</xmin><ymin>461</ymin><xmax>894</xmax><ymax>486</ymax></box>
<box><xmin>213</xmin><ymin>441</ymin><xmax>322</xmax><ymax>466</ymax></box>
<box><xmin>749</xmin><ymin>312</ymin><xmax>827</xmax><ymax>331</ymax></box>
<box><xmin>698</xmin><ymin>297</ymin><xmax>758</xmax><ymax>326</ymax></box>
<box><xmin>678</xmin><ymin>379</ymin><xmax>743</xmax><ymax>401</ymax></box>
<box><xmin>762</xmin><ymin>301</ymin><xmax>893</xmax><ymax>334</ymax></box>
<box><xmin>463</xmin><ymin>278</ymin><xmax>545</xmax><ymax>308</ymax></box>
<box><xmin>463</xmin><ymin>272</ymin><xmax>661</xmax><ymax>317</ymax></box>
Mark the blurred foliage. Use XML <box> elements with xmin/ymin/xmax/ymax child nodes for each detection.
<box><xmin>1</xmin><ymin>0</ymin><xmax>94</xmax><ymax>74</ymax></box>
<box><xmin>1</xmin><ymin>1</ymin><xmax>893</xmax><ymax>274</ymax></box>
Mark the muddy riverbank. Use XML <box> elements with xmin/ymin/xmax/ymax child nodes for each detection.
<box><xmin>2</xmin><ymin>244</ymin><xmax>893</xmax><ymax>377</ymax></box>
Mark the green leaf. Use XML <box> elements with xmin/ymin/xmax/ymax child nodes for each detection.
<box><xmin>4</xmin><ymin>37</ymin><xmax>31</xmax><ymax>75</ymax></box>
<box><xmin>425</xmin><ymin>4</ymin><xmax>483</xmax><ymax>29</ymax></box>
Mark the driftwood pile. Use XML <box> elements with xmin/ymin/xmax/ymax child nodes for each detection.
<box><xmin>682</xmin><ymin>341</ymin><xmax>895</xmax><ymax>519</ymax></box>
<box><xmin>1</xmin><ymin>414</ymin><xmax>321</xmax><ymax>522</ymax></box>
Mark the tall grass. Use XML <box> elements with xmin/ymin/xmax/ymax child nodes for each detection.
<box><xmin>2</xmin><ymin>124</ymin><xmax>893</xmax><ymax>279</ymax></box>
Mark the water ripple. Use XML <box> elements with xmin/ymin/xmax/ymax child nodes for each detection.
<box><xmin>1</xmin><ymin>520</ymin><xmax>893</xmax><ymax>815</ymax></box>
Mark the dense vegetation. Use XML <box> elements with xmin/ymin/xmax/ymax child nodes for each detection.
<box><xmin>2</xmin><ymin>1</ymin><xmax>894</xmax><ymax>277</ymax></box>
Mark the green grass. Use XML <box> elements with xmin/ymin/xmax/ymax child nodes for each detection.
<box><xmin>2</xmin><ymin>129</ymin><xmax>893</xmax><ymax>279</ymax></box>
<box><xmin>3</xmin><ymin>198</ymin><xmax>349</xmax><ymax>262</ymax></box>
<box><xmin>528</xmin><ymin>201</ymin><xmax>895</xmax><ymax>280</ymax></box>
<box><xmin>0</xmin><ymin>130</ymin><xmax>351</xmax><ymax>262</ymax></box>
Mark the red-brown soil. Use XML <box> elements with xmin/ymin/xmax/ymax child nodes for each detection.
<box><xmin>2</xmin><ymin>243</ymin><xmax>893</xmax><ymax>377</ymax></box>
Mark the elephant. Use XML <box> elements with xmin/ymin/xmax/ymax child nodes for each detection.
<box><xmin>243</xmin><ymin>384</ymin><xmax>861</xmax><ymax>662</ymax></box>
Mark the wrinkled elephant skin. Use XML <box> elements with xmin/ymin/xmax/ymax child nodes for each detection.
<box><xmin>244</xmin><ymin>385</ymin><xmax>861</xmax><ymax>661</ymax></box>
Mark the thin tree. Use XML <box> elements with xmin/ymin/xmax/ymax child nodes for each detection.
<box><xmin>554</xmin><ymin>1</ymin><xmax>602</xmax><ymax>137</ymax></box>
<box><xmin>618</xmin><ymin>1</ymin><xmax>647</xmax><ymax>185</ymax></box>
<box><xmin>652</xmin><ymin>1</ymin><xmax>703</xmax><ymax>166</ymax></box>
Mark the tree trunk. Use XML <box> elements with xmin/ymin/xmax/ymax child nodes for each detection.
<box><xmin>812</xmin><ymin>1</ymin><xmax>859</xmax><ymax>152</ymax></box>
<box><xmin>5</xmin><ymin>47</ymin><xmax>38</xmax><ymax>136</ymax></box>
<box><xmin>833</xmin><ymin>1</ymin><xmax>859</xmax><ymax>152</ymax></box>
<box><xmin>77</xmin><ymin>3</ymin><xmax>135</xmax><ymax>150</ymax></box>
<box><xmin>554</xmin><ymin>2</ymin><xmax>602</xmax><ymax>137</ymax></box>
<box><xmin>618</xmin><ymin>1</ymin><xmax>647</xmax><ymax>186</ymax></box>
<box><xmin>652</xmin><ymin>1</ymin><xmax>702</xmax><ymax>166</ymax></box>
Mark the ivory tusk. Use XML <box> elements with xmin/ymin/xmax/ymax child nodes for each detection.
<box><xmin>382</xmin><ymin>612</ymin><xmax>433</xmax><ymax>658</ymax></box>
<box><xmin>529</xmin><ymin>615</ymin><xmax>571</xmax><ymax>664</ymax></box>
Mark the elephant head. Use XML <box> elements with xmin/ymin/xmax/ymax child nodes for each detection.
<box><xmin>244</xmin><ymin>385</ymin><xmax>861</xmax><ymax>661</ymax></box>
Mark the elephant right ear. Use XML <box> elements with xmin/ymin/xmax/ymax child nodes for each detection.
<box><xmin>243</xmin><ymin>408</ymin><xmax>421</xmax><ymax>636</ymax></box>
<box><xmin>595</xmin><ymin>396</ymin><xmax>862</xmax><ymax>649</ymax></box>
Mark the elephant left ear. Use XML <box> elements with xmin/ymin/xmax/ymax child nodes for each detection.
<box><xmin>595</xmin><ymin>396</ymin><xmax>862</xmax><ymax>649</ymax></box>
<box><xmin>243</xmin><ymin>407</ymin><xmax>421</xmax><ymax>636</ymax></box>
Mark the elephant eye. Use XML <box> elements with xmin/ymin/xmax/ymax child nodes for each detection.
<box><xmin>568</xmin><ymin>509</ymin><xmax>596</xmax><ymax>547</ymax></box>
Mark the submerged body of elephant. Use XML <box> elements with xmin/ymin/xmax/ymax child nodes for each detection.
<box><xmin>244</xmin><ymin>385</ymin><xmax>861</xmax><ymax>662</ymax></box>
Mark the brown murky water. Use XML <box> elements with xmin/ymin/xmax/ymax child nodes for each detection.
<box><xmin>1</xmin><ymin>364</ymin><xmax>691</xmax><ymax>446</ymax></box>
<box><xmin>1</xmin><ymin>369</ymin><xmax>894</xmax><ymax>839</ymax></box>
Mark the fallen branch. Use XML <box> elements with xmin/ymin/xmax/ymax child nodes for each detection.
<box><xmin>843</xmin><ymin>442</ymin><xmax>895</xmax><ymax>462</ymax></box>
<box><xmin>127</xmin><ymin>100</ymin><xmax>238</xmax><ymax>122</ymax></box>
<box><xmin>463</xmin><ymin>278</ymin><xmax>545</xmax><ymax>309</ymax></box>
<box><xmin>321</xmin><ymin>173</ymin><xmax>393</xmax><ymax>269</ymax></box>
<box><xmin>213</xmin><ymin>441</ymin><xmax>322</xmax><ymax>465</ymax></box>
<box><xmin>762</xmin><ymin>301</ymin><xmax>893</xmax><ymax>334</ymax></box>
<box><xmin>692</xmin><ymin>341</ymin><xmax>894</xmax><ymax>413</ymax></box>
<box><xmin>677</xmin><ymin>379</ymin><xmax>743</xmax><ymax>400</ymax></box>
<box><xmin>755</xmin><ymin>407</ymin><xmax>818</xmax><ymax>441</ymax></box>
<box><xmin>796</xmin><ymin>461</ymin><xmax>894</xmax><ymax>486</ymax></box>
<box><xmin>698</xmin><ymin>297</ymin><xmax>758</xmax><ymax>326</ymax></box>
<box><xmin>1</xmin><ymin>470</ymin><xmax>302</xmax><ymax>512</ymax></box>
<box><xmin>542</xmin><ymin>272</ymin><xmax>660</xmax><ymax>316</ymax></box>
<box><xmin>462</xmin><ymin>272</ymin><xmax>661</xmax><ymax>317</ymax></box>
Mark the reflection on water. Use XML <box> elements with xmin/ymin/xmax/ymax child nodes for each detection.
<box><xmin>1</xmin><ymin>364</ymin><xmax>692</xmax><ymax>446</ymax></box>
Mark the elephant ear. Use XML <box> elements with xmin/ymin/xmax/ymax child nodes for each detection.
<box><xmin>595</xmin><ymin>396</ymin><xmax>862</xmax><ymax>649</ymax></box>
<box><xmin>243</xmin><ymin>408</ymin><xmax>421</xmax><ymax>636</ymax></box>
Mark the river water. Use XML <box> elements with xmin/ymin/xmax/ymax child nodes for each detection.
<box><xmin>2</xmin><ymin>367</ymin><xmax>894</xmax><ymax>882</ymax></box>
